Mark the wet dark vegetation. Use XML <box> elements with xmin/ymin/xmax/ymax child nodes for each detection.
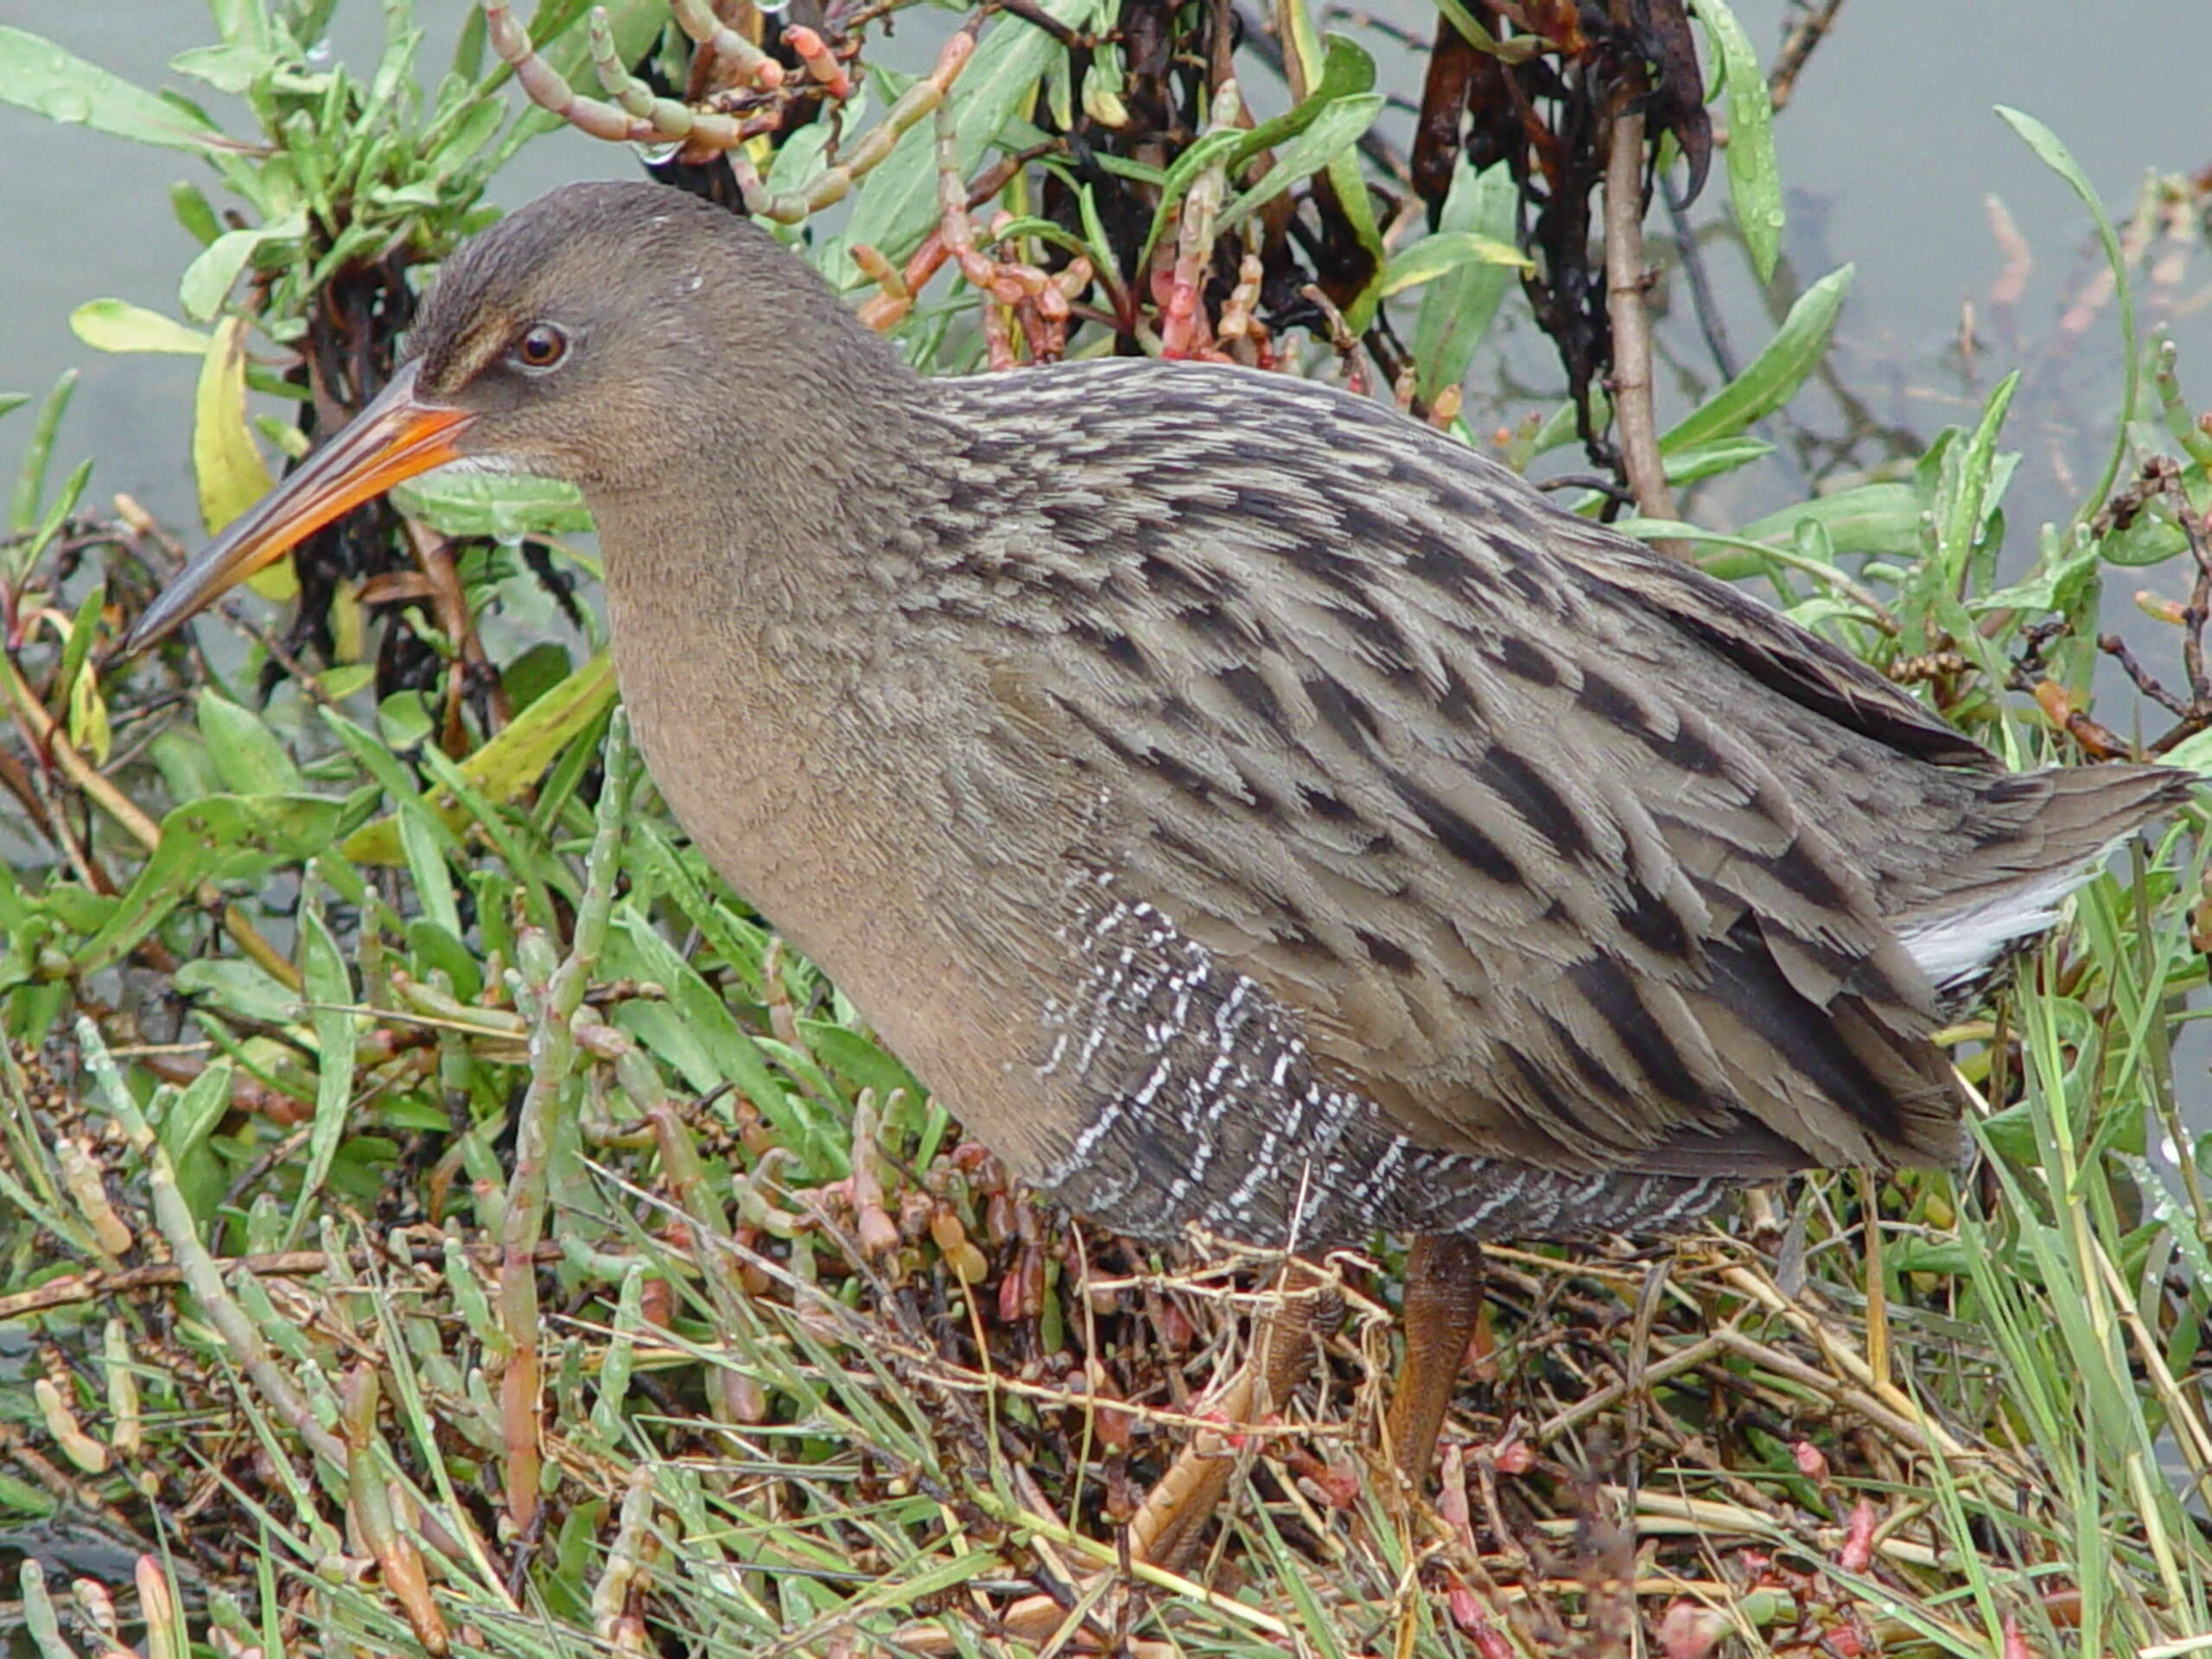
<box><xmin>0</xmin><ymin>1</ymin><xmax>2209</xmax><ymax>1654</ymax></box>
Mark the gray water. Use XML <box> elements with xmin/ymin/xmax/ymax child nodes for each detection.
<box><xmin>5</xmin><ymin>2</ymin><xmax>2211</xmax><ymax>531</ymax></box>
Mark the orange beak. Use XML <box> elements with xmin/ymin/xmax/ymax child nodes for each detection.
<box><xmin>127</xmin><ymin>362</ymin><xmax>474</xmax><ymax>652</ymax></box>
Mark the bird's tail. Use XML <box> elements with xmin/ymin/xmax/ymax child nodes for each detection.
<box><xmin>1892</xmin><ymin>762</ymin><xmax>2193</xmax><ymax>996</ymax></box>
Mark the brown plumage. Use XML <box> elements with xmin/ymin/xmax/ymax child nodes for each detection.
<box><xmin>130</xmin><ymin>181</ymin><xmax>2191</xmax><ymax>1544</ymax></box>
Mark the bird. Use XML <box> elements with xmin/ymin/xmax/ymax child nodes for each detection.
<box><xmin>129</xmin><ymin>180</ymin><xmax>2190</xmax><ymax>1561</ymax></box>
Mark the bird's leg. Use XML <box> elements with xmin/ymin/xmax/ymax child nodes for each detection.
<box><xmin>1122</xmin><ymin>1258</ymin><xmax>1334</xmax><ymax>1573</ymax></box>
<box><xmin>1381</xmin><ymin>1232</ymin><xmax>1485</xmax><ymax>1493</ymax></box>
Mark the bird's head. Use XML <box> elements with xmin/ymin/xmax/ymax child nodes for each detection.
<box><xmin>129</xmin><ymin>181</ymin><xmax>892</xmax><ymax>651</ymax></box>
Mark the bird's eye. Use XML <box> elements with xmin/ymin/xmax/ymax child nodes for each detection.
<box><xmin>512</xmin><ymin>323</ymin><xmax>569</xmax><ymax>371</ymax></box>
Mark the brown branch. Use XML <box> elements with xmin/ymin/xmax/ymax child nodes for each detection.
<box><xmin>1603</xmin><ymin>88</ymin><xmax>1681</xmax><ymax>546</ymax></box>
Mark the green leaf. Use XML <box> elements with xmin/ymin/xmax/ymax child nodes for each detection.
<box><xmin>1930</xmin><ymin>371</ymin><xmax>2021</xmax><ymax>594</ymax></box>
<box><xmin>0</xmin><ymin>26</ymin><xmax>231</xmax><ymax>153</ymax></box>
<box><xmin>54</xmin><ymin>584</ymin><xmax>105</xmax><ymax>741</ymax></box>
<box><xmin>1734</xmin><ymin>480</ymin><xmax>1925</xmax><ymax>561</ymax></box>
<box><xmin>1412</xmin><ymin>158</ymin><xmax>1521</xmax><ymax>397</ymax></box>
<box><xmin>1134</xmin><ymin>128</ymin><xmax>1245</xmax><ymax>273</ymax></box>
<box><xmin>66</xmin><ymin>649</ymin><xmax>111</xmax><ymax>766</ymax></box>
<box><xmin>836</xmin><ymin>0</ymin><xmax>1107</xmax><ymax>275</ymax></box>
<box><xmin>1661</xmin><ymin>435</ymin><xmax>1774</xmax><ymax>487</ymax></box>
<box><xmin>70</xmin><ymin>300</ymin><xmax>213</xmax><ymax>357</ymax></box>
<box><xmin>60</xmin><ymin>584</ymin><xmax>111</xmax><ymax>765</ymax></box>
<box><xmin>9</xmin><ymin>370</ymin><xmax>77</xmax><ymax>536</ymax></box>
<box><xmin>1969</xmin><ymin>531</ymin><xmax>2101</xmax><ymax>618</ymax></box>
<box><xmin>156</xmin><ymin>1062</ymin><xmax>233</xmax><ymax>1199</ymax></box>
<box><xmin>1694</xmin><ymin>0</ymin><xmax>1783</xmax><ymax>283</ymax></box>
<box><xmin>1225</xmin><ymin>32</ymin><xmax>1375</xmax><ymax>166</ymax></box>
<box><xmin>14</xmin><ymin>458</ymin><xmax>92</xmax><ymax>585</ymax></box>
<box><xmin>1139</xmin><ymin>33</ymin><xmax>1381</xmax><ymax>275</ymax></box>
<box><xmin>399</xmin><ymin>810</ymin><xmax>461</xmax><ymax>939</ymax></box>
<box><xmin>181</xmin><ymin>234</ymin><xmax>265</xmax><ymax>327</ymax></box>
<box><xmin>179</xmin><ymin>217</ymin><xmax>303</xmax><ymax>322</ymax></box>
<box><xmin>169</xmin><ymin>181</ymin><xmax>223</xmax><ymax>246</ymax></box>
<box><xmin>2158</xmin><ymin>722</ymin><xmax>2212</xmax><ymax>775</ymax></box>
<box><xmin>602</xmin><ymin>907</ymin><xmax>844</xmax><ymax>1179</ymax></box>
<box><xmin>1662</xmin><ymin>264</ymin><xmax>1853</xmax><ymax>452</ymax></box>
<box><xmin>290</xmin><ymin>882</ymin><xmax>354</xmax><ymax>1246</ymax></box>
<box><xmin>1216</xmin><ymin>92</ymin><xmax>1385</xmax><ymax>237</ymax></box>
<box><xmin>391</xmin><ymin>471</ymin><xmax>593</xmax><ymax>541</ymax></box>
<box><xmin>168</xmin><ymin>41</ymin><xmax>283</xmax><ymax>96</ymax></box>
<box><xmin>1327</xmin><ymin>151</ymin><xmax>1390</xmax><ymax>331</ymax></box>
<box><xmin>341</xmin><ymin>654</ymin><xmax>616</xmax><ymax>864</ymax></box>
<box><xmin>801</xmin><ymin>1022</ymin><xmax>929</xmax><ymax>1110</ymax></box>
<box><xmin>172</xmin><ymin>957</ymin><xmax>300</xmax><ymax>1027</ymax></box>
<box><xmin>73</xmin><ymin>794</ymin><xmax>346</xmax><ymax>974</ymax></box>
<box><xmin>1996</xmin><ymin>106</ymin><xmax>2137</xmax><ymax>528</ymax></box>
<box><xmin>1381</xmin><ymin>228</ymin><xmax>1531</xmax><ymax>298</ymax></box>
<box><xmin>197</xmin><ymin>689</ymin><xmax>304</xmax><ymax>796</ymax></box>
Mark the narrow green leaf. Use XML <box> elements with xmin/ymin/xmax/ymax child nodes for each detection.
<box><xmin>1217</xmin><ymin>92</ymin><xmax>1384</xmax><ymax>235</ymax></box>
<box><xmin>1414</xmin><ymin>162</ymin><xmax>1520</xmax><ymax>403</ymax></box>
<box><xmin>1329</xmin><ymin>149</ymin><xmax>1390</xmax><ymax>331</ymax></box>
<box><xmin>1381</xmin><ymin>228</ymin><xmax>1531</xmax><ymax>297</ymax></box>
<box><xmin>54</xmin><ymin>585</ymin><xmax>105</xmax><ymax>738</ymax></box>
<box><xmin>603</xmin><ymin>907</ymin><xmax>846</xmax><ymax>1179</ymax></box>
<box><xmin>1996</xmin><ymin>106</ymin><xmax>2138</xmax><ymax>527</ymax></box>
<box><xmin>191</xmin><ymin>319</ymin><xmax>293</xmax><ymax>603</ymax></box>
<box><xmin>391</xmin><ymin>470</ymin><xmax>592</xmax><ymax>540</ymax></box>
<box><xmin>172</xmin><ymin>957</ymin><xmax>299</xmax><ymax>1027</ymax></box>
<box><xmin>9</xmin><ymin>370</ymin><xmax>77</xmax><ymax>535</ymax></box>
<box><xmin>1734</xmin><ymin>480</ymin><xmax>1924</xmax><ymax>558</ymax></box>
<box><xmin>179</xmin><ymin>219</ymin><xmax>302</xmax><ymax>322</ymax></box>
<box><xmin>1661</xmin><ymin>434</ymin><xmax>1774</xmax><ymax>486</ymax></box>
<box><xmin>168</xmin><ymin>41</ymin><xmax>283</xmax><ymax>95</ymax></box>
<box><xmin>156</xmin><ymin>1061</ymin><xmax>233</xmax><ymax>1192</ymax></box>
<box><xmin>1694</xmin><ymin>0</ymin><xmax>1783</xmax><ymax>282</ymax></box>
<box><xmin>1134</xmin><ymin>128</ymin><xmax>1245</xmax><ymax>273</ymax></box>
<box><xmin>1220</xmin><ymin>32</ymin><xmax>1376</xmax><ymax>173</ymax></box>
<box><xmin>169</xmin><ymin>181</ymin><xmax>222</xmax><ymax>246</ymax></box>
<box><xmin>16</xmin><ymin>458</ymin><xmax>92</xmax><ymax>583</ymax></box>
<box><xmin>1662</xmin><ymin>264</ymin><xmax>1853</xmax><ymax>452</ymax></box>
<box><xmin>290</xmin><ymin>881</ymin><xmax>354</xmax><ymax>1246</ymax></box>
<box><xmin>340</xmin><ymin>653</ymin><xmax>615</xmax><ymax>865</ymax></box>
<box><xmin>398</xmin><ymin>811</ymin><xmax>461</xmax><ymax>941</ymax></box>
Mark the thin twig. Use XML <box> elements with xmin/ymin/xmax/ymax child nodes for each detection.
<box><xmin>1767</xmin><ymin>0</ymin><xmax>1846</xmax><ymax>114</ymax></box>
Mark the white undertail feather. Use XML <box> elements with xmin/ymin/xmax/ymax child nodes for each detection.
<box><xmin>1893</xmin><ymin>831</ymin><xmax>2136</xmax><ymax>991</ymax></box>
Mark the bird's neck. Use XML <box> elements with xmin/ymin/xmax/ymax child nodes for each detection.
<box><xmin>583</xmin><ymin>378</ymin><xmax>1077</xmax><ymax>1166</ymax></box>
<box><xmin>593</xmin><ymin>362</ymin><xmax>947</xmax><ymax>620</ymax></box>
<box><xmin>583</xmin><ymin>368</ymin><xmax>971</xmax><ymax>921</ymax></box>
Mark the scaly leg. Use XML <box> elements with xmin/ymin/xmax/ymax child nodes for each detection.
<box><xmin>1381</xmin><ymin>1232</ymin><xmax>1485</xmax><ymax>1491</ymax></box>
<box><xmin>1123</xmin><ymin>1259</ymin><xmax>1333</xmax><ymax>1572</ymax></box>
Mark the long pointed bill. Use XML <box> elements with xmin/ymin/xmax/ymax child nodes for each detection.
<box><xmin>126</xmin><ymin>362</ymin><xmax>474</xmax><ymax>652</ymax></box>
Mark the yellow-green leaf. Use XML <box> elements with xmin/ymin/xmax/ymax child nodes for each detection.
<box><xmin>341</xmin><ymin>653</ymin><xmax>617</xmax><ymax>863</ymax></box>
<box><xmin>192</xmin><ymin>316</ymin><xmax>293</xmax><ymax>601</ymax></box>
<box><xmin>1379</xmin><ymin>230</ymin><xmax>1532</xmax><ymax>297</ymax></box>
<box><xmin>71</xmin><ymin>300</ymin><xmax>212</xmax><ymax>357</ymax></box>
<box><xmin>67</xmin><ymin>664</ymin><xmax>111</xmax><ymax>766</ymax></box>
